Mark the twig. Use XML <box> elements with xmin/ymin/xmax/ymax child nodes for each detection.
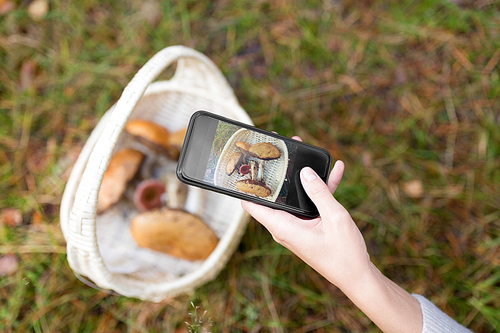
<box><xmin>261</xmin><ymin>275</ymin><xmax>284</xmax><ymax>333</ymax></box>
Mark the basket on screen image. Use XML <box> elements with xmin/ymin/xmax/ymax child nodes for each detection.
<box><xmin>214</xmin><ymin>129</ymin><xmax>289</xmax><ymax>202</ymax></box>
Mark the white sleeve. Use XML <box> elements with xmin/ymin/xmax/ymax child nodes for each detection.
<box><xmin>412</xmin><ymin>294</ymin><xmax>473</xmax><ymax>333</ymax></box>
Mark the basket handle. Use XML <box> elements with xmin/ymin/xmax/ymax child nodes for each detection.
<box><xmin>66</xmin><ymin>46</ymin><xmax>236</xmax><ymax>282</ymax></box>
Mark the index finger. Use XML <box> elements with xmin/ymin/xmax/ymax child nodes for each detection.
<box><xmin>241</xmin><ymin>200</ymin><xmax>292</xmax><ymax>235</ymax></box>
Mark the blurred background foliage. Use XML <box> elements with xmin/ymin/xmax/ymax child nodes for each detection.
<box><xmin>0</xmin><ymin>0</ymin><xmax>499</xmax><ymax>332</ymax></box>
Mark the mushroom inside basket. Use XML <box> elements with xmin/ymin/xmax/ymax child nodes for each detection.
<box><xmin>214</xmin><ymin>129</ymin><xmax>289</xmax><ymax>202</ymax></box>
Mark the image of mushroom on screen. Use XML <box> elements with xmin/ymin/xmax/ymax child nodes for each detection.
<box><xmin>203</xmin><ymin>120</ymin><xmax>298</xmax><ymax>204</ymax></box>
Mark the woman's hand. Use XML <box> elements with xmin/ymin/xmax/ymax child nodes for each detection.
<box><xmin>241</xmin><ymin>138</ymin><xmax>371</xmax><ymax>292</ymax></box>
<box><xmin>241</xmin><ymin>136</ymin><xmax>423</xmax><ymax>333</ymax></box>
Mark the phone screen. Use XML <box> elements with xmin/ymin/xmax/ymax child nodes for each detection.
<box><xmin>178</xmin><ymin>111</ymin><xmax>331</xmax><ymax>217</ymax></box>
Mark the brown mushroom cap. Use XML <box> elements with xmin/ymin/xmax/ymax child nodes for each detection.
<box><xmin>249</xmin><ymin>142</ymin><xmax>281</xmax><ymax>160</ymax></box>
<box><xmin>97</xmin><ymin>148</ymin><xmax>145</xmax><ymax>213</ymax></box>
<box><xmin>235</xmin><ymin>141</ymin><xmax>252</xmax><ymax>155</ymax></box>
<box><xmin>236</xmin><ymin>179</ymin><xmax>271</xmax><ymax>198</ymax></box>
<box><xmin>130</xmin><ymin>209</ymin><xmax>218</xmax><ymax>260</ymax></box>
<box><xmin>226</xmin><ymin>152</ymin><xmax>243</xmax><ymax>175</ymax></box>
<box><xmin>169</xmin><ymin>127</ymin><xmax>187</xmax><ymax>149</ymax></box>
<box><xmin>156</xmin><ymin>127</ymin><xmax>187</xmax><ymax>161</ymax></box>
<box><xmin>125</xmin><ymin>119</ymin><xmax>176</xmax><ymax>158</ymax></box>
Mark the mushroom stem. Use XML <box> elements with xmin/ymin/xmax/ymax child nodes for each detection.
<box><xmin>184</xmin><ymin>186</ymin><xmax>204</xmax><ymax>216</ymax></box>
<box><xmin>249</xmin><ymin>160</ymin><xmax>257</xmax><ymax>181</ymax></box>
<box><xmin>257</xmin><ymin>160</ymin><xmax>265</xmax><ymax>182</ymax></box>
<box><xmin>165</xmin><ymin>173</ymin><xmax>188</xmax><ymax>209</ymax></box>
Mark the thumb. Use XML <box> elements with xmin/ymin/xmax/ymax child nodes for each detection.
<box><xmin>300</xmin><ymin>167</ymin><xmax>342</xmax><ymax>216</ymax></box>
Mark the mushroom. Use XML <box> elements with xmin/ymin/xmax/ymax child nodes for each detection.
<box><xmin>138</xmin><ymin>153</ymin><xmax>171</xmax><ymax>180</ymax></box>
<box><xmin>239</xmin><ymin>164</ymin><xmax>250</xmax><ymax>175</ymax></box>
<box><xmin>236</xmin><ymin>179</ymin><xmax>271</xmax><ymax>198</ymax></box>
<box><xmin>235</xmin><ymin>159</ymin><xmax>271</xmax><ymax>198</ymax></box>
<box><xmin>130</xmin><ymin>172</ymin><xmax>217</xmax><ymax>260</ymax></box>
<box><xmin>133</xmin><ymin>179</ymin><xmax>166</xmax><ymax>212</ymax></box>
<box><xmin>163</xmin><ymin>172</ymin><xmax>187</xmax><ymax>210</ymax></box>
<box><xmin>257</xmin><ymin>160</ymin><xmax>265</xmax><ymax>182</ymax></box>
<box><xmin>125</xmin><ymin>119</ymin><xmax>179</xmax><ymax>159</ymax></box>
<box><xmin>249</xmin><ymin>142</ymin><xmax>280</xmax><ymax>160</ymax></box>
<box><xmin>235</xmin><ymin>141</ymin><xmax>253</xmax><ymax>155</ymax></box>
<box><xmin>249</xmin><ymin>160</ymin><xmax>257</xmax><ymax>180</ymax></box>
<box><xmin>130</xmin><ymin>209</ymin><xmax>218</xmax><ymax>260</ymax></box>
<box><xmin>226</xmin><ymin>152</ymin><xmax>243</xmax><ymax>175</ymax></box>
<box><xmin>97</xmin><ymin>148</ymin><xmax>145</xmax><ymax>214</ymax></box>
<box><xmin>168</xmin><ymin>127</ymin><xmax>188</xmax><ymax>160</ymax></box>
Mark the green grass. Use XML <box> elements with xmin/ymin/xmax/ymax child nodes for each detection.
<box><xmin>205</xmin><ymin>121</ymin><xmax>240</xmax><ymax>184</ymax></box>
<box><xmin>1</xmin><ymin>0</ymin><xmax>500</xmax><ymax>332</ymax></box>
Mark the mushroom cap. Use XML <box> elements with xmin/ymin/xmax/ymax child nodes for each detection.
<box><xmin>125</xmin><ymin>119</ymin><xmax>174</xmax><ymax>157</ymax></box>
<box><xmin>164</xmin><ymin>172</ymin><xmax>188</xmax><ymax>209</ymax></box>
<box><xmin>165</xmin><ymin>127</ymin><xmax>188</xmax><ymax>160</ymax></box>
<box><xmin>235</xmin><ymin>141</ymin><xmax>252</xmax><ymax>155</ymax></box>
<box><xmin>170</xmin><ymin>127</ymin><xmax>187</xmax><ymax>149</ymax></box>
<box><xmin>97</xmin><ymin>148</ymin><xmax>145</xmax><ymax>213</ymax></box>
<box><xmin>239</xmin><ymin>164</ymin><xmax>250</xmax><ymax>175</ymax></box>
<box><xmin>133</xmin><ymin>179</ymin><xmax>166</xmax><ymax>211</ymax></box>
<box><xmin>130</xmin><ymin>209</ymin><xmax>218</xmax><ymax>260</ymax></box>
<box><xmin>249</xmin><ymin>142</ymin><xmax>281</xmax><ymax>160</ymax></box>
<box><xmin>236</xmin><ymin>179</ymin><xmax>271</xmax><ymax>198</ymax></box>
<box><xmin>226</xmin><ymin>152</ymin><xmax>243</xmax><ymax>175</ymax></box>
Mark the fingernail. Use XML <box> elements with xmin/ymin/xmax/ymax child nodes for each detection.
<box><xmin>301</xmin><ymin>167</ymin><xmax>317</xmax><ymax>182</ymax></box>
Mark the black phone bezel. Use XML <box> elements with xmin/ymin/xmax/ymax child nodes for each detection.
<box><xmin>176</xmin><ymin>110</ymin><xmax>332</xmax><ymax>218</ymax></box>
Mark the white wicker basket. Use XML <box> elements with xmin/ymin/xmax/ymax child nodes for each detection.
<box><xmin>59</xmin><ymin>46</ymin><xmax>252</xmax><ymax>302</ymax></box>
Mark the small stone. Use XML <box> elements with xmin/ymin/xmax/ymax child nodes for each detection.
<box><xmin>27</xmin><ymin>0</ymin><xmax>48</xmax><ymax>20</ymax></box>
<box><xmin>0</xmin><ymin>208</ymin><xmax>23</xmax><ymax>227</ymax></box>
<box><xmin>402</xmin><ymin>179</ymin><xmax>424</xmax><ymax>198</ymax></box>
<box><xmin>0</xmin><ymin>255</ymin><xmax>19</xmax><ymax>276</ymax></box>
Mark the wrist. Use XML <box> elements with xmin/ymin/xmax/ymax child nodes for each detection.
<box><xmin>339</xmin><ymin>262</ymin><xmax>423</xmax><ymax>333</ymax></box>
<box><xmin>337</xmin><ymin>260</ymin><xmax>383</xmax><ymax>298</ymax></box>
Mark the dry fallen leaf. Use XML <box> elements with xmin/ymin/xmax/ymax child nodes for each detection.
<box><xmin>0</xmin><ymin>254</ymin><xmax>19</xmax><ymax>276</ymax></box>
<box><xmin>27</xmin><ymin>0</ymin><xmax>48</xmax><ymax>20</ymax></box>
<box><xmin>402</xmin><ymin>179</ymin><xmax>424</xmax><ymax>198</ymax></box>
<box><xmin>0</xmin><ymin>0</ymin><xmax>14</xmax><ymax>15</ymax></box>
<box><xmin>361</xmin><ymin>151</ymin><xmax>373</xmax><ymax>168</ymax></box>
<box><xmin>0</xmin><ymin>208</ymin><xmax>23</xmax><ymax>227</ymax></box>
<box><xmin>32</xmin><ymin>211</ymin><xmax>43</xmax><ymax>225</ymax></box>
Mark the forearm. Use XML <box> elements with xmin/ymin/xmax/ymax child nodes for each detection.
<box><xmin>337</xmin><ymin>262</ymin><xmax>423</xmax><ymax>333</ymax></box>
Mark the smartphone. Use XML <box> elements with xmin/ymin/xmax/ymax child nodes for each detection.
<box><xmin>176</xmin><ymin>111</ymin><xmax>331</xmax><ymax>218</ymax></box>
